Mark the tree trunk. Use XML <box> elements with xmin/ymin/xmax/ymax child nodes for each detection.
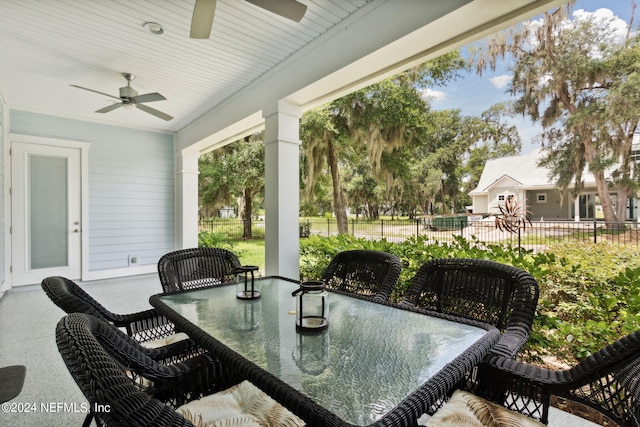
<box><xmin>592</xmin><ymin>169</ymin><xmax>624</xmax><ymax>229</ymax></box>
<box><xmin>616</xmin><ymin>190</ymin><xmax>629</xmax><ymax>223</ymax></box>
<box><xmin>583</xmin><ymin>139</ymin><xmax>625</xmax><ymax>229</ymax></box>
<box><xmin>237</xmin><ymin>196</ymin><xmax>245</xmax><ymax>220</ymax></box>
<box><xmin>327</xmin><ymin>141</ymin><xmax>348</xmax><ymax>234</ymax></box>
<box><xmin>242</xmin><ymin>190</ymin><xmax>253</xmax><ymax>238</ymax></box>
<box><xmin>419</xmin><ymin>200</ymin><xmax>430</xmax><ymax>217</ymax></box>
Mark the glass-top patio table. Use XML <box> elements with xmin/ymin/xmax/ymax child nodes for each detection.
<box><xmin>150</xmin><ymin>276</ymin><xmax>499</xmax><ymax>427</ymax></box>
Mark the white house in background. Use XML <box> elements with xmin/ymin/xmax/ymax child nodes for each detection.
<box><xmin>469</xmin><ymin>148</ymin><xmax>639</xmax><ymax>221</ymax></box>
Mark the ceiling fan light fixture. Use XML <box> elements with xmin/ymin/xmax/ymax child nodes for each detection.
<box><xmin>122</xmin><ymin>102</ymin><xmax>136</xmax><ymax>110</ymax></box>
<box><xmin>143</xmin><ymin>22</ymin><xmax>165</xmax><ymax>36</ymax></box>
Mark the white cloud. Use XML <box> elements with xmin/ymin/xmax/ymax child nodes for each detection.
<box><xmin>572</xmin><ymin>8</ymin><xmax>630</xmax><ymax>43</ymax></box>
<box><xmin>489</xmin><ymin>74</ymin><xmax>511</xmax><ymax>89</ymax></box>
<box><xmin>527</xmin><ymin>7</ymin><xmax>630</xmax><ymax>53</ymax></box>
<box><xmin>420</xmin><ymin>88</ymin><xmax>447</xmax><ymax>102</ymax></box>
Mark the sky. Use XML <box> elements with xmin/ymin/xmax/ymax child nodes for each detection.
<box><xmin>424</xmin><ymin>0</ymin><xmax>637</xmax><ymax>154</ymax></box>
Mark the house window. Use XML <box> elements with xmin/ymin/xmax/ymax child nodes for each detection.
<box><xmin>537</xmin><ymin>193</ymin><xmax>547</xmax><ymax>203</ymax></box>
<box><xmin>497</xmin><ymin>193</ymin><xmax>514</xmax><ymax>202</ymax></box>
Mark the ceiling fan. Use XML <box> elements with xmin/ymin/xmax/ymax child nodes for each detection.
<box><xmin>190</xmin><ymin>0</ymin><xmax>307</xmax><ymax>39</ymax></box>
<box><xmin>71</xmin><ymin>73</ymin><xmax>173</xmax><ymax>121</ymax></box>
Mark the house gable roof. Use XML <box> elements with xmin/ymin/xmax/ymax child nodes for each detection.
<box><xmin>482</xmin><ymin>174</ymin><xmax>523</xmax><ymax>191</ymax></box>
<box><xmin>470</xmin><ymin>148</ymin><xmax>606</xmax><ymax>196</ymax></box>
<box><xmin>470</xmin><ymin>149</ymin><xmax>549</xmax><ymax>195</ymax></box>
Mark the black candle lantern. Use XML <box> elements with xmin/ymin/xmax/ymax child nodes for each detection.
<box><xmin>291</xmin><ymin>281</ymin><xmax>329</xmax><ymax>332</ymax></box>
<box><xmin>234</xmin><ymin>265</ymin><xmax>261</xmax><ymax>300</ymax></box>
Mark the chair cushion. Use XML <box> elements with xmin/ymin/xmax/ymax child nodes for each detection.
<box><xmin>177</xmin><ymin>380</ymin><xmax>305</xmax><ymax>427</ymax></box>
<box><xmin>141</xmin><ymin>332</ymin><xmax>190</xmax><ymax>349</ymax></box>
<box><xmin>424</xmin><ymin>390</ymin><xmax>545</xmax><ymax>427</ymax></box>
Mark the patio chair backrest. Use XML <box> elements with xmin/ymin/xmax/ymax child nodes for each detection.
<box><xmin>41</xmin><ymin>276</ymin><xmax>178</xmax><ymax>344</ymax></box>
<box><xmin>42</xmin><ymin>276</ymin><xmax>116</xmax><ymax>323</ymax></box>
<box><xmin>56</xmin><ymin>313</ymin><xmax>195</xmax><ymax>426</ymax></box>
<box><xmin>158</xmin><ymin>247</ymin><xmax>242</xmax><ymax>293</ymax></box>
<box><xmin>321</xmin><ymin>250</ymin><xmax>402</xmax><ymax>301</ymax></box>
<box><xmin>402</xmin><ymin>258</ymin><xmax>539</xmax><ymax>357</ymax></box>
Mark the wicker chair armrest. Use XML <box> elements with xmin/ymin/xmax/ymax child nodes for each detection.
<box><xmin>482</xmin><ymin>354</ymin><xmax>561</xmax><ymax>384</ymax></box>
<box><xmin>112</xmin><ymin>308</ymin><xmax>179</xmax><ymax>342</ymax></box>
<box><xmin>172</xmin><ymin>354</ymin><xmax>243</xmax><ymax>399</ymax></box>
<box><xmin>468</xmin><ymin>355</ymin><xmax>556</xmax><ymax>423</ymax></box>
<box><xmin>144</xmin><ymin>338</ymin><xmax>200</xmax><ymax>362</ymax></box>
<box><xmin>144</xmin><ymin>354</ymin><xmax>242</xmax><ymax>405</ymax></box>
<box><xmin>490</xmin><ymin>324</ymin><xmax>531</xmax><ymax>359</ymax></box>
<box><xmin>111</xmin><ymin>307</ymin><xmax>165</xmax><ymax>325</ymax></box>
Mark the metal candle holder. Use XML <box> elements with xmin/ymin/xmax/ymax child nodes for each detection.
<box><xmin>234</xmin><ymin>265</ymin><xmax>261</xmax><ymax>300</ymax></box>
<box><xmin>291</xmin><ymin>280</ymin><xmax>329</xmax><ymax>332</ymax></box>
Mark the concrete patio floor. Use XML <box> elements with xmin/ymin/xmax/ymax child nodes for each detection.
<box><xmin>0</xmin><ymin>274</ymin><xmax>602</xmax><ymax>426</ymax></box>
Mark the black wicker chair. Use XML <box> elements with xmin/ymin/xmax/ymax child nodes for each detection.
<box><xmin>157</xmin><ymin>247</ymin><xmax>242</xmax><ymax>293</ymax></box>
<box><xmin>41</xmin><ymin>276</ymin><xmax>196</xmax><ymax>360</ymax></box>
<box><xmin>55</xmin><ymin>313</ymin><xmax>228</xmax><ymax>427</ymax></box>
<box><xmin>320</xmin><ymin>249</ymin><xmax>402</xmax><ymax>301</ymax></box>
<box><xmin>56</xmin><ymin>313</ymin><xmax>301</xmax><ymax>427</ymax></box>
<box><xmin>429</xmin><ymin>329</ymin><xmax>640</xmax><ymax>426</ymax></box>
<box><xmin>401</xmin><ymin>258</ymin><xmax>539</xmax><ymax>358</ymax></box>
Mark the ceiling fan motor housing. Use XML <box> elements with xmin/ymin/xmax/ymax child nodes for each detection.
<box><xmin>119</xmin><ymin>85</ymin><xmax>138</xmax><ymax>99</ymax></box>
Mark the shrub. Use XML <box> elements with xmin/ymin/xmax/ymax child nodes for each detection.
<box><xmin>300</xmin><ymin>234</ymin><xmax>640</xmax><ymax>365</ymax></box>
<box><xmin>198</xmin><ymin>231</ymin><xmax>230</xmax><ymax>248</ymax></box>
<box><xmin>530</xmin><ymin>242</ymin><xmax>640</xmax><ymax>363</ymax></box>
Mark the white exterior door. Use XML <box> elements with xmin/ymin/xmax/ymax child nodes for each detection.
<box><xmin>11</xmin><ymin>142</ymin><xmax>82</xmax><ymax>286</ymax></box>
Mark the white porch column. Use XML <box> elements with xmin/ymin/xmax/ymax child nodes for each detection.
<box><xmin>263</xmin><ymin>101</ymin><xmax>302</xmax><ymax>279</ymax></box>
<box><xmin>574</xmin><ymin>196</ymin><xmax>580</xmax><ymax>222</ymax></box>
<box><xmin>176</xmin><ymin>147</ymin><xmax>200</xmax><ymax>249</ymax></box>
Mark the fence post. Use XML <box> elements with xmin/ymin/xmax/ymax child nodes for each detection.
<box><xmin>416</xmin><ymin>219</ymin><xmax>420</xmax><ymax>239</ymax></box>
<box><xmin>593</xmin><ymin>220</ymin><xmax>597</xmax><ymax>244</ymax></box>
<box><xmin>327</xmin><ymin>218</ymin><xmax>330</xmax><ymax>237</ymax></box>
<box><xmin>351</xmin><ymin>218</ymin><xmax>354</xmax><ymax>235</ymax></box>
<box><xmin>381</xmin><ymin>219</ymin><xmax>384</xmax><ymax>237</ymax></box>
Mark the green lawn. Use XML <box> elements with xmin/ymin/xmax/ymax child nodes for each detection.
<box><xmin>234</xmin><ymin>239</ymin><xmax>266</xmax><ymax>272</ymax></box>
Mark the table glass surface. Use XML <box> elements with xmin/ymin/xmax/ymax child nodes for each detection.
<box><xmin>157</xmin><ymin>277</ymin><xmax>487</xmax><ymax>425</ymax></box>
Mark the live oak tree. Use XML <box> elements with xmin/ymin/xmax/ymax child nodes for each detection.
<box><xmin>300</xmin><ymin>52</ymin><xmax>466</xmax><ymax>232</ymax></box>
<box><xmin>474</xmin><ymin>3</ymin><xmax>640</xmax><ymax>226</ymax></box>
<box><xmin>404</xmin><ymin>105</ymin><xmax>521</xmax><ymax>216</ymax></box>
<box><xmin>199</xmin><ymin>134</ymin><xmax>265</xmax><ymax>238</ymax></box>
<box><xmin>300</xmin><ymin>107</ymin><xmax>349</xmax><ymax>232</ymax></box>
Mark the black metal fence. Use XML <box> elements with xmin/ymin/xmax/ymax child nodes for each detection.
<box><xmin>199</xmin><ymin>218</ymin><xmax>640</xmax><ymax>249</ymax></box>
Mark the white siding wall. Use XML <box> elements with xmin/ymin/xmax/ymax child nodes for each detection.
<box><xmin>0</xmin><ymin>100</ymin><xmax>5</xmax><ymax>288</ymax></box>
<box><xmin>471</xmin><ymin>195</ymin><xmax>488</xmax><ymax>214</ymax></box>
<box><xmin>10</xmin><ymin>111</ymin><xmax>174</xmax><ymax>272</ymax></box>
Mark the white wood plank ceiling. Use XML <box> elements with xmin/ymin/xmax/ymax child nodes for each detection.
<box><xmin>0</xmin><ymin>0</ymin><xmax>370</xmax><ymax>132</ymax></box>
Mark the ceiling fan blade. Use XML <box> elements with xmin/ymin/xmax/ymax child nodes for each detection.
<box><xmin>245</xmin><ymin>0</ymin><xmax>307</xmax><ymax>22</ymax></box>
<box><xmin>132</xmin><ymin>92</ymin><xmax>166</xmax><ymax>103</ymax></box>
<box><xmin>71</xmin><ymin>84</ymin><xmax>121</xmax><ymax>100</ymax></box>
<box><xmin>95</xmin><ymin>103</ymin><xmax>123</xmax><ymax>113</ymax></box>
<box><xmin>191</xmin><ymin>0</ymin><xmax>216</xmax><ymax>39</ymax></box>
<box><xmin>136</xmin><ymin>103</ymin><xmax>174</xmax><ymax>121</ymax></box>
